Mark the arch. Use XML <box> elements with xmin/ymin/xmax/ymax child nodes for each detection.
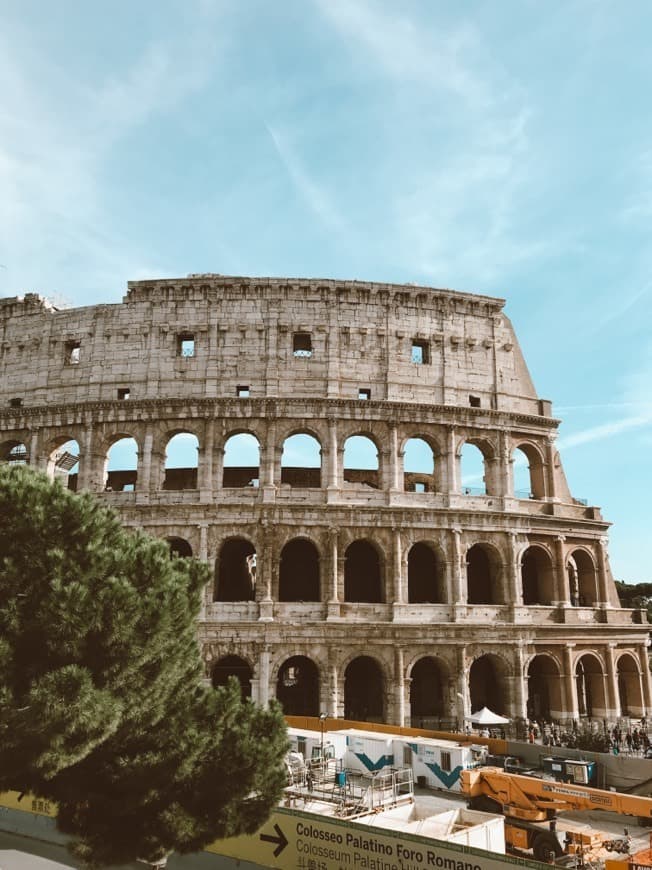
<box><xmin>344</xmin><ymin>656</ymin><xmax>385</xmax><ymax>722</ymax></box>
<box><xmin>211</xmin><ymin>655</ymin><xmax>252</xmax><ymax>700</ymax></box>
<box><xmin>567</xmin><ymin>549</ymin><xmax>598</xmax><ymax>606</ymax></box>
<box><xmin>617</xmin><ymin>652</ymin><xmax>643</xmax><ymax>716</ymax></box>
<box><xmin>469</xmin><ymin>654</ymin><xmax>507</xmax><ymax>715</ymax></box>
<box><xmin>279</xmin><ymin>538</ymin><xmax>320</xmax><ymax>602</ymax></box>
<box><xmin>281</xmin><ymin>432</ymin><xmax>322</xmax><ymax>488</ymax></box>
<box><xmin>527</xmin><ymin>654</ymin><xmax>563</xmax><ymax>721</ymax></box>
<box><xmin>466</xmin><ymin>543</ymin><xmax>503</xmax><ymax>605</ymax></box>
<box><xmin>459</xmin><ymin>441</ymin><xmax>490</xmax><ymax>496</ymax></box>
<box><xmin>47</xmin><ymin>438</ymin><xmax>80</xmax><ymax>491</ymax></box>
<box><xmin>512</xmin><ymin>443</ymin><xmax>545</xmax><ymax>500</ymax></box>
<box><xmin>521</xmin><ymin>545</ymin><xmax>555</xmax><ymax>605</ymax></box>
<box><xmin>403</xmin><ymin>437</ymin><xmax>435</xmax><ymax>493</ymax></box>
<box><xmin>344</xmin><ymin>539</ymin><xmax>383</xmax><ymax>603</ymax></box>
<box><xmin>163</xmin><ymin>431</ymin><xmax>198</xmax><ymax>490</ymax></box>
<box><xmin>343</xmin><ymin>435</ymin><xmax>379</xmax><ymax>489</ymax></box>
<box><xmin>105</xmin><ymin>436</ymin><xmax>138</xmax><ymax>491</ymax></box>
<box><xmin>407</xmin><ymin>542</ymin><xmax>445</xmax><ymax>603</ymax></box>
<box><xmin>166</xmin><ymin>537</ymin><xmax>193</xmax><ymax>558</ymax></box>
<box><xmin>223</xmin><ymin>432</ymin><xmax>260</xmax><ymax>488</ymax></box>
<box><xmin>575</xmin><ymin>653</ymin><xmax>606</xmax><ymax>717</ymax></box>
<box><xmin>409</xmin><ymin>656</ymin><xmax>448</xmax><ymax>726</ymax></box>
<box><xmin>0</xmin><ymin>439</ymin><xmax>28</xmax><ymax>465</ymax></box>
<box><xmin>276</xmin><ymin>656</ymin><xmax>319</xmax><ymax>716</ymax></box>
<box><xmin>214</xmin><ymin>538</ymin><xmax>256</xmax><ymax>602</ymax></box>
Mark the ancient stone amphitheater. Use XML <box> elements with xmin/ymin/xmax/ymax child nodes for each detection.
<box><xmin>1</xmin><ymin>275</ymin><xmax>649</xmax><ymax>728</ymax></box>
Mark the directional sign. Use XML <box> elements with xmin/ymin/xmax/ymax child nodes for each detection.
<box><xmin>260</xmin><ymin>822</ymin><xmax>288</xmax><ymax>857</ymax></box>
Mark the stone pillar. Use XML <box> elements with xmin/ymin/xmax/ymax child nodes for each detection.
<box><xmin>451</xmin><ymin>529</ymin><xmax>465</xmax><ymax>620</ymax></box>
<box><xmin>605</xmin><ymin>644</ymin><xmax>620</xmax><ymax>719</ymax></box>
<box><xmin>258</xmin><ymin>646</ymin><xmax>271</xmax><ymax>707</ymax></box>
<box><xmin>327</xmin><ymin>419</ymin><xmax>340</xmax><ymax>490</ymax></box>
<box><xmin>596</xmin><ymin>538</ymin><xmax>611</xmax><ymax>607</ymax></box>
<box><xmin>75</xmin><ymin>425</ymin><xmax>92</xmax><ymax>490</ymax></box>
<box><xmin>199</xmin><ymin>420</ymin><xmax>214</xmax><ymax>497</ymax></box>
<box><xmin>554</xmin><ymin>536</ymin><xmax>570</xmax><ymax>606</ymax></box>
<box><xmin>456</xmin><ymin>646</ymin><xmax>468</xmax><ymax>728</ymax></box>
<box><xmin>544</xmin><ymin>437</ymin><xmax>558</xmax><ymax>501</ymax></box>
<box><xmin>391</xmin><ymin>647</ymin><xmax>405</xmax><ymax>726</ymax></box>
<box><xmin>213</xmin><ymin>446</ymin><xmax>224</xmax><ymax>492</ymax></box>
<box><xmin>444</xmin><ymin>426</ymin><xmax>457</xmax><ymax>494</ymax></box>
<box><xmin>512</xmin><ymin>643</ymin><xmax>528</xmax><ymax>720</ymax></box>
<box><xmin>498</xmin><ymin>430</ymin><xmax>512</xmax><ymax>498</ymax></box>
<box><xmin>563</xmin><ymin>644</ymin><xmax>578</xmax><ymax>722</ymax></box>
<box><xmin>638</xmin><ymin>645</ymin><xmax>652</xmax><ymax>716</ymax></box>
<box><xmin>326</xmin><ymin>526</ymin><xmax>340</xmax><ymax>620</ymax></box>
<box><xmin>260</xmin><ymin>423</ymin><xmax>277</xmax><ymax>502</ymax></box>
<box><xmin>392</xmin><ymin>528</ymin><xmax>404</xmax><ymax>605</ymax></box>
<box><xmin>139</xmin><ymin>425</ymin><xmax>154</xmax><ymax>492</ymax></box>
<box><xmin>507</xmin><ymin>532</ymin><xmax>522</xmax><ymax>608</ymax></box>
<box><xmin>388</xmin><ymin>424</ymin><xmax>401</xmax><ymax>493</ymax></box>
<box><xmin>258</xmin><ymin>523</ymin><xmax>274</xmax><ymax>622</ymax></box>
<box><xmin>27</xmin><ymin>430</ymin><xmax>42</xmax><ymax>471</ymax></box>
<box><xmin>328</xmin><ymin>647</ymin><xmax>342</xmax><ymax>718</ymax></box>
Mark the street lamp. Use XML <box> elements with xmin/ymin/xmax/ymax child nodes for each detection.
<box><xmin>319</xmin><ymin>712</ymin><xmax>327</xmax><ymax>762</ymax></box>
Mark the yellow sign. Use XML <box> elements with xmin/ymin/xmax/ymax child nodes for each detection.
<box><xmin>0</xmin><ymin>790</ymin><xmax>56</xmax><ymax>818</ymax></box>
<box><xmin>207</xmin><ymin>806</ymin><xmax>539</xmax><ymax>870</ymax></box>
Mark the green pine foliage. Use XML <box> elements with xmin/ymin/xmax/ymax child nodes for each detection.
<box><xmin>0</xmin><ymin>465</ymin><xmax>288</xmax><ymax>867</ymax></box>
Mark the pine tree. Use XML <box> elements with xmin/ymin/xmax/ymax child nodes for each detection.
<box><xmin>0</xmin><ymin>465</ymin><xmax>288</xmax><ymax>867</ymax></box>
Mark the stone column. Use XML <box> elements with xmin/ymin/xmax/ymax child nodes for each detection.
<box><xmin>451</xmin><ymin>529</ymin><xmax>465</xmax><ymax>621</ymax></box>
<box><xmin>563</xmin><ymin>644</ymin><xmax>578</xmax><ymax>722</ymax></box>
<box><xmin>512</xmin><ymin>643</ymin><xmax>528</xmax><ymax>720</ymax></box>
<box><xmin>258</xmin><ymin>646</ymin><xmax>271</xmax><ymax>707</ymax></box>
<box><xmin>327</xmin><ymin>419</ymin><xmax>340</xmax><ymax>490</ymax></box>
<box><xmin>258</xmin><ymin>523</ymin><xmax>274</xmax><ymax>622</ymax></box>
<box><xmin>507</xmin><ymin>532</ymin><xmax>522</xmax><ymax>608</ymax></box>
<box><xmin>554</xmin><ymin>536</ymin><xmax>570</xmax><ymax>606</ymax></box>
<box><xmin>456</xmin><ymin>646</ymin><xmax>468</xmax><ymax>727</ymax></box>
<box><xmin>394</xmin><ymin>647</ymin><xmax>406</xmax><ymax>726</ymax></box>
<box><xmin>444</xmin><ymin>426</ymin><xmax>457</xmax><ymax>494</ymax></box>
<box><xmin>75</xmin><ymin>425</ymin><xmax>92</xmax><ymax>490</ymax></box>
<box><xmin>260</xmin><ymin>422</ymin><xmax>277</xmax><ymax>502</ymax></box>
<box><xmin>326</xmin><ymin>526</ymin><xmax>340</xmax><ymax>620</ymax></box>
<box><xmin>605</xmin><ymin>644</ymin><xmax>620</xmax><ymax>719</ymax></box>
<box><xmin>328</xmin><ymin>647</ymin><xmax>342</xmax><ymax>718</ymax></box>
<box><xmin>198</xmin><ymin>523</ymin><xmax>209</xmax><ymax>618</ymax></box>
<box><xmin>498</xmin><ymin>430</ymin><xmax>512</xmax><ymax>498</ymax></box>
<box><xmin>388</xmin><ymin>424</ymin><xmax>401</xmax><ymax>493</ymax></box>
<box><xmin>199</xmin><ymin>419</ymin><xmax>214</xmax><ymax>498</ymax></box>
<box><xmin>392</xmin><ymin>528</ymin><xmax>404</xmax><ymax>605</ymax></box>
<box><xmin>139</xmin><ymin>425</ymin><xmax>154</xmax><ymax>492</ymax></box>
<box><xmin>544</xmin><ymin>436</ymin><xmax>558</xmax><ymax>501</ymax></box>
<box><xmin>596</xmin><ymin>538</ymin><xmax>611</xmax><ymax>607</ymax></box>
<box><xmin>638</xmin><ymin>645</ymin><xmax>652</xmax><ymax>716</ymax></box>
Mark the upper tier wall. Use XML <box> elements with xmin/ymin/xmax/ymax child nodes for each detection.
<box><xmin>0</xmin><ymin>277</ymin><xmax>545</xmax><ymax>414</ymax></box>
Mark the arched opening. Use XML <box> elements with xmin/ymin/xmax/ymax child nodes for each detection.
<box><xmin>0</xmin><ymin>440</ymin><xmax>29</xmax><ymax>465</ymax></box>
<box><xmin>212</xmin><ymin>655</ymin><xmax>252</xmax><ymax>700</ymax></box>
<box><xmin>48</xmin><ymin>439</ymin><xmax>80</xmax><ymax>491</ymax></box>
<box><xmin>163</xmin><ymin>432</ymin><xmax>198</xmax><ymax>490</ymax></box>
<box><xmin>344</xmin><ymin>656</ymin><xmax>384</xmax><ymax>722</ymax></box>
<box><xmin>521</xmin><ymin>546</ymin><xmax>555</xmax><ymax>605</ymax></box>
<box><xmin>214</xmin><ymin>538</ymin><xmax>256</xmax><ymax>602</ymax></box>
<box><xmin>166</xmin><ymin>537</ymin><xmax>193</xmax><ymax>558</ymax></box>
<box><xmin>617</xmin><ymin>653</ymin><xmax>643</xmax><ymax>716</ymax></box>
<box><xmin>403</xmin><ymin>437</ymin><xmax>435</xmax><ymax>492</ymax></box>
<box><xmin>344</xmin><ymin>540</ymin><xmax>382</xmax><ymax>602</ymax></box>
<box><xmin>512</xmin><ymin>444</ymin><xmax>545</xmax><ymax>500</ymax></box>
<box><xmin>281</xmin><ymin>433</ymin><xmax>321</xmax><ymax>488</ymax></box>
<box><xmin>276</xmin><ymin>656</ymin><xmax>319</xmax><ymax>716</ymax></box>
<box><xmin>223</xmin><ymin>432</ymin><xmax>260</xmax><ymax>488</ymax></box>
<box><xmin>527</xmin><ymin>655</ymin><xmax>563</xmax><ymax>721</ymax></box>
<box><xmin>469</xmin><ymin>655</ymin><xmax>507</xmax><ymax>715</ymax></box>
<box><xmin>407</xmin><ymin>542</ymin><xmax>444</xmax><ymax>603</ymax></box>
<box><xmin>466</xmin><ymin>544</ymin><xmax>502</xmax><ymax>605</ymax></box>
<box><xmin>460</xmin><ymin>442</ymin><xmax>488</xmax><ymax>495</ymax></box>
<box><xmin>105</xmin><ymin>437</ymin><xmax>138</xmax><ymax>491</ymax></box>
<box><xmin>343</xmin><ymin>435</ymin><xmax>379</xmax><ymax>488</ymax></box>
<box><xmin>575</xmin><ymin>654</ymin><xmax>606</xmax><ymax>718</ymax></box>
<box><xmin>279</xmin><ymin>539</ymin><xmax>320</xmax><ymax>602</ymax></box>
<box><xmin>410</xmin><ymin>657</ymin><xmax>446</xmax><ymax>726</ymax></box>
<box><xmin>567</xmin><ymin>550</ymin><xmax>598</xmax><ymax>606</ymax></box>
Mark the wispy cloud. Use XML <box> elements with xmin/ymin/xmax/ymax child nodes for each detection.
<box><xmin>266</xmin><ymin>124</ymin><xmax>345</xmax><ymax>232</ymax></box>
<box><xmin>558</xmin><ymin>412</ymin><xmax>652</xmax><ymax>451</ymax></box>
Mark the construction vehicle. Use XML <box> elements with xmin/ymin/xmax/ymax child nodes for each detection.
<box><xmin>461</xmin><ymin>767</ymin><xmax>652</xmax><ymax>864</ymax></box>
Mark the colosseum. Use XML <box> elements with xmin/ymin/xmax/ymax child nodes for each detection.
<box><xmin>0</xmin><ymin>275</ymin><xmax>649</xmax><ymax>729</ymax></box>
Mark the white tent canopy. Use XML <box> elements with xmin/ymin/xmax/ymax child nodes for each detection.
<box><xmin>467</xmin><ymin>706</ymin><xmax>510</xmax><ymax>725</ymax></box>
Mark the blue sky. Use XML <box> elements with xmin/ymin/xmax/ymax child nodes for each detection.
<box><xmin>1</xmin><ymin>0</ymin><xmax>650</xmax><ymax>583</ymax></box>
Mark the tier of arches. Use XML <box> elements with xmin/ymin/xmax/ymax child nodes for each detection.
<box><xmin>208</xmin><ymin>647</ymin><xmax>649</xmax><ymax>724</ymax></box>
<box><xmin>208</xmin><ymin>534</ymin><xmax>599</xmax><ymax>608</ymax></box>
<box><xmin>0</xmin><ymin>422</ymin><xmax>556</xmax><ymax>501</ymax></box>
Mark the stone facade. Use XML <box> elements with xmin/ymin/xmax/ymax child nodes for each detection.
<box><xmin>0</xmin><ymin>275</ymin><xmax>649</xmax><ymax>728</ymax></box>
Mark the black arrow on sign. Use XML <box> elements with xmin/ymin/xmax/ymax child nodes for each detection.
<box><xmin>260</xmin><ymin>823</ymin><xmax>288</xmax><ymax>857</ymax></box>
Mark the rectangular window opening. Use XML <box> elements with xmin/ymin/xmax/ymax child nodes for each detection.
<box><xmin>413</xmin><ymin>482</ymin><xmax>426</xmax><ymax>493</ymax></box>
<box><xmin>117</xmin><ymin>388</ymin><xmax>130</xmax><ymax>400</ymax></box>
<box><xmin>293</xmin><ymin>332</ymin><xmax>313</xmax><ymax>358</ymax></box>
<box><xmin>411</xmin><ymin>339</ymin><xmax>430</xmax><ymax>364</ymax></box>
<box><xmin>9</xmin><ymin>397</ymin><xmax>23</xmax><ymax>408</ymax></box>
<box><xmin>237</xmin><ymin>385</ymin><xmax>250</xmax><ymax>398</ymax></box>
<box><xmin>440</xmin><ymin>751</ymin><xmax>451</xmax><ymax>772</ymax></box>
<box><xmin>177</xmin><ymin>333</ymin><xmax>195</xmax><ymax>357</ymax></box>
<box><xmin>469</xmin><ymin>395</ymin><xmax>481</xmax><ymax>408</ymax></box>
<box><xmin>65</xmin><ymin>340</ymin><xmax>81</xmax><ymax>365</ymax></box>
<box><xmin>358</xmin><ymin>388</ymin><xmax>371</xmax><ymax>400</ymax></box>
